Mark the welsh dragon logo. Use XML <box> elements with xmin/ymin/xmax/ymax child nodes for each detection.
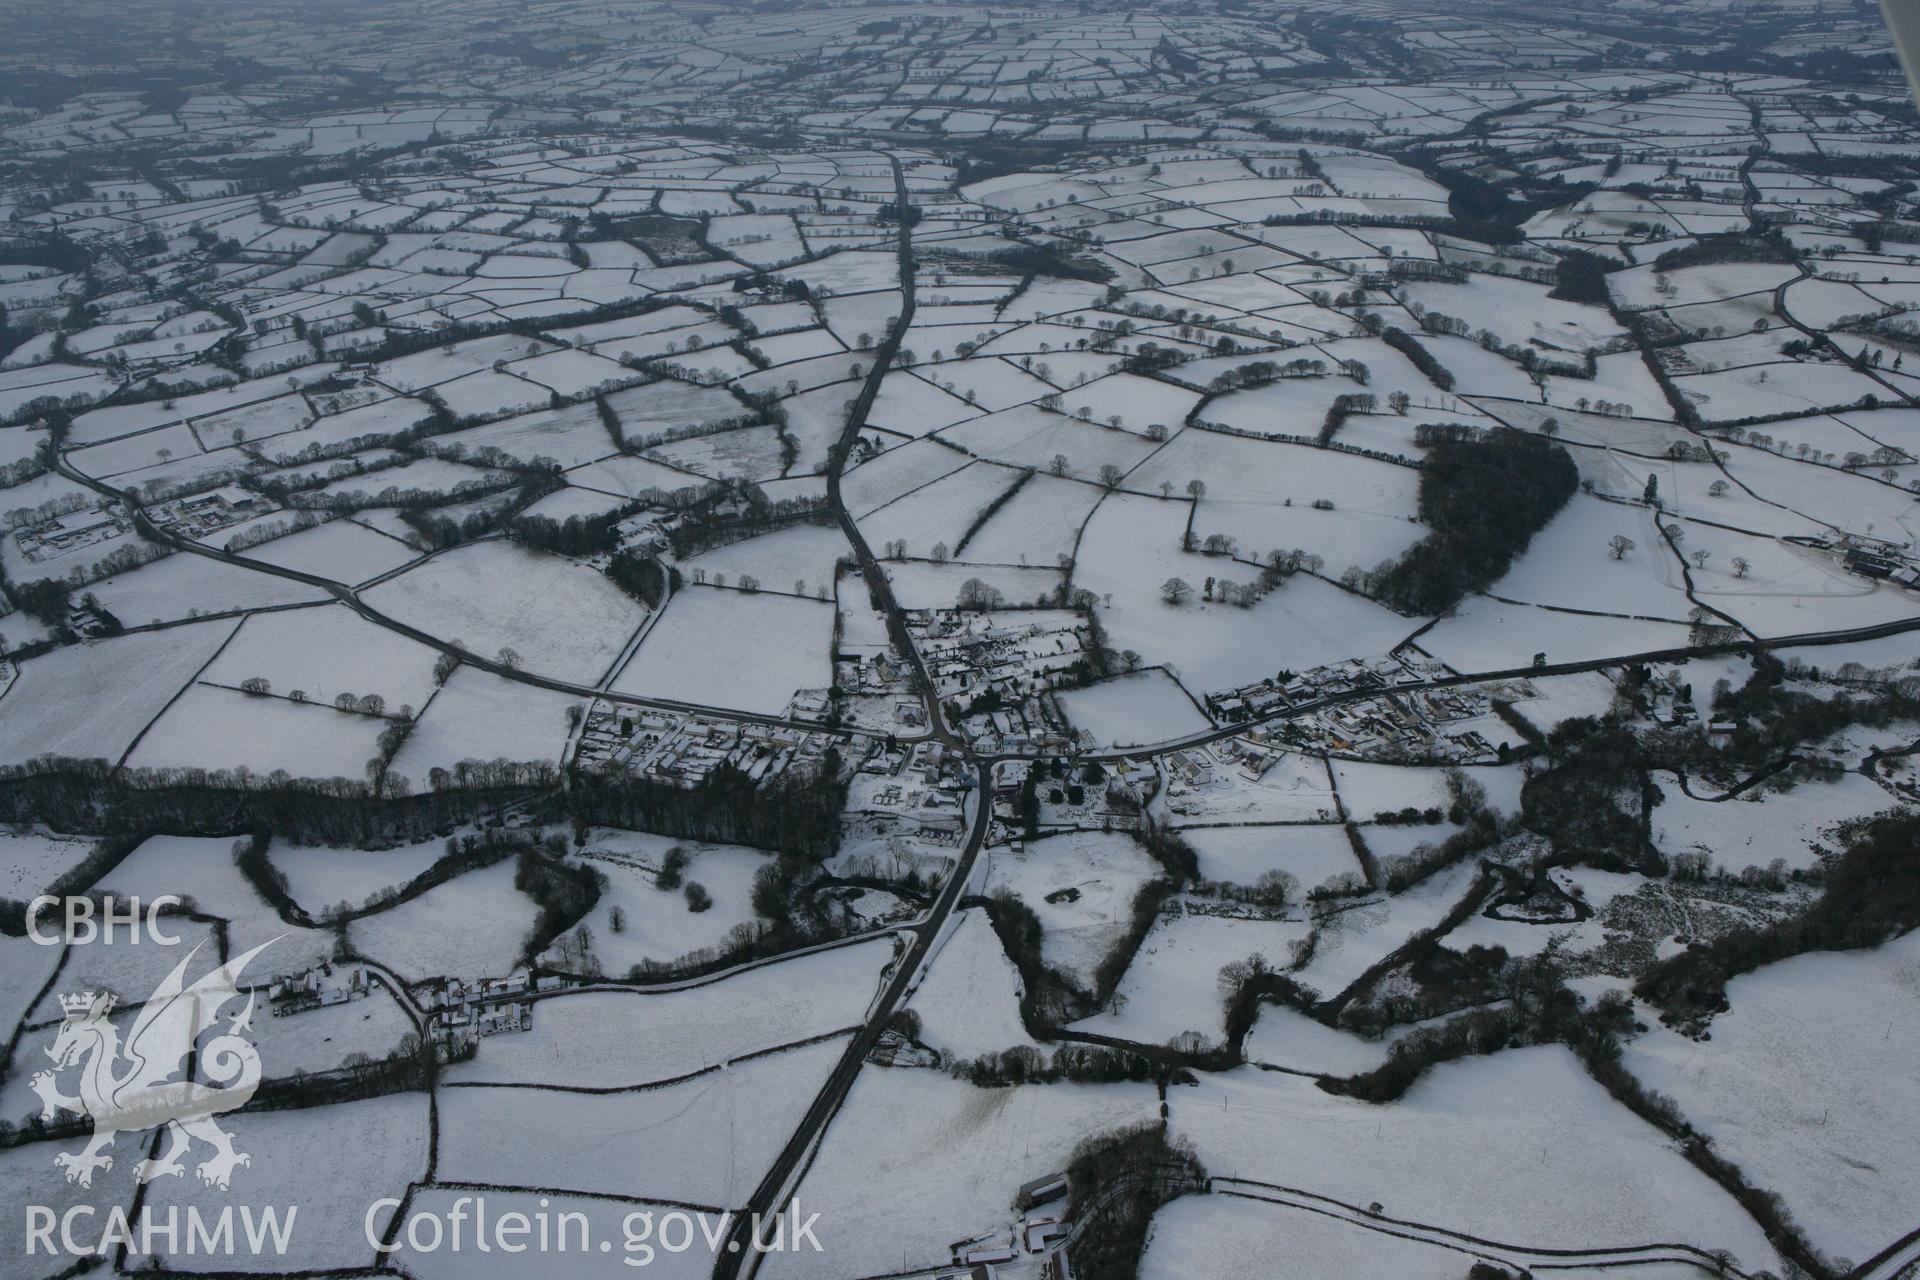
<box><xmin>31</xmin><ymin>939</ymin><xmax>276</xmax><ymax>1190</ymax></box>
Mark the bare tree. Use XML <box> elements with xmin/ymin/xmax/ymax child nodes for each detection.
<box><xmin>957</xmin><ymin>578</ymin><xmax>1005</xmax><ymax>612</ymax></box>
<box><xmin>1607</xmin><ymin>534</ymin><xmax>1635</xmax><ymax>560</ymax></box>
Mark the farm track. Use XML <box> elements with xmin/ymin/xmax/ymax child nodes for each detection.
<box><xmin>1215</xmin><ymin>1178</ymin><xmax>1764</xmax><ymax>1278</ymax></box>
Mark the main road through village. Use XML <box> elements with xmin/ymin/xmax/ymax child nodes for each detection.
<box><xmin>709</xmin><ymin>153</ymin><xmax>972</xmax><ymax>1280</ymax></box>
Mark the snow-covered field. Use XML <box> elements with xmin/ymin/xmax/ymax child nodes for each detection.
<box><xmin>87</xmin><ymin>549</ymin><xmax>329</xmax><ymax>624</ymax></box>
<box><xmin>94</xmin><ymin>834</ymin><xmax>335</xmax><ymax>979</ymax></box>
<box><xmin>347</xmin><ymin>858</ymin><xmax>539</xmax><ymax>983</ymax></box>
<box><xmin>127</xmin><ymin>684</ymin><xmax>386</xmax><ymax>779</ymax></box>
<box><xmin>557</xmin><ymin>831</ymin><xmax>773</xmax><ymax>975</ymax></box>
<box><xmin>908</xmin><ymin>909</ymin><xmax>1039</xmax><ymax>1059</ymax></box>
<box><xmin>1075</xmin><ymin>492</ymin><xmax>1411</xmax><ymax>691</ymax></box>
<box><xmin>1142</xmin><ymin>1193</ymin><xmax>1475</xmax><ymax>1280</ymax></box>
<box><xmin>1622</xmin><ymin>930</ymin><xmax>1920</xmax><ymax>1268</ymax></box>
<box><xmin>985</xmin><ymin>831</ymin><xmax>1163</xmax><ymax>985</ymax></box>
<box><xmin>267</xmin><ymin>836</ymin><xmax>449</xmax><ymax>917</ymax></box>
<box><xmin>0</xmin><ymin>827</ymin><xmax>96</xmax><ymax>899</ymax></box>
<box><xmin>364</xmin><ymin>541</ymin><xmax>648</xmax><ymax>684</ymax></box>
<box><xmin>1181</xmin><ymin>823</ymin><xmax>1364</xmax><ymax>891</ymax></box>
<box><xmin>1649</xmin><ymin>769</ymin><xmax>1900</xmax><ymax>875</ymax></box>
<box><xmin>140</xmin><ymin>1093</ymin><xmax>430</xmax><ymax>1272</ymax></box>
<box><xmin>1172</xmin><ymin>1050</ymin><xmax>1783</xmax><ymax>1269</ymax></box>
<box><xmin>437</xmin><ymin>1037</ymin><xmax>847</xmax><ymax>1208</ymax></box>
<box><xmin>201</xmin><ymin>605</ymin><xmax>442</xmax><ymax>712</ymax></box>
<box><xmin>611</xmin><ymin>586</ymin><xmax>832</xmax><ymax>716</ymax></box>
<box><xmin>763</xmin><ymin>1070</ymin><xmax>1159</xmax><ymax>1278</ymax></box>
<box><xmin>387</xmin><ymin>666</ymin><xmax>581</xmax><ymax>784</ymax></box>
<box><xmin>1071</xmin><ymin>911</ymin><xmax>1312</xmax><ymax>1046</ymax></box>
<box><xmin>448</xmin><ymin>938</ymin><xmax>889</xmax><ymax>1086</ymax></box>
<box><xmin>1293</xmin><ymin>860</ymin><xmax>1481</xmax><ymax>1000</ymax></box>
<box><xmin>0</xmin><ymin>620</ymin><xmax>237</xmax><ymax>767</ymax></box>
<box><xmin>1056</xmin><ymin>668</ymin><xmax>1211</xmax><ymax>747</ymax></box>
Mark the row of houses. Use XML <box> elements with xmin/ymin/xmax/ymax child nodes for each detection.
<box><xmin>575</xmin><ymin>701</ymin><xmax>842</xmax><ymax>788</ymax></box>
<box><xmin>419</xmin><ymin>969</ymin><xmax>573</xmax><ymax>1054</ymax></box>
<box><xmin>1206</xmin><ymin>654</ymin><xmax>1435</xmax><ymax>722</ymax></box>
<box><xmin>912</xmin><ymin>611</ymin><xmax>1090</xmax><ymax>705</ymax></box>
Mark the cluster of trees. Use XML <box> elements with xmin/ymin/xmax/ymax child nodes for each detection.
<box><xmin>400</xmin><ymin>483</ymin><xmax>550</xmax><ymax>550</ymax></box>
<box><xmin>1189</xmin><ymin>868</ymin><xmax>1295</xmax><ymax>909</ymax></box>
<box><xmin>606</xmin><ymin>548</ymin><xmax>672</xmax><ymax>608</ymax></box>
<box><xmin>1064</xmin><ymin>1124</ymin><xmax>1209</xmax><ymax>1280</ymax></box>
<box><xmin>1201</xmin><ymin>355</ymin><xmax>1326</xmax><ymax>394</ymax></box>
<box><xmin>1636</xmin><ymin>810</ymin><xmax>1920</xmax><ymax>1025</ymax></box>
<box><xmin>1371</xmin><ymin>805</ymin><xmax>1446</xmax><ymax>826</ymax></box>
<box><xmin>224</xmin><ymin>509</ymin><xmax>326</xmax><ymax>552</ymax></box>
<box><xmin>514</xmin><ymin>845</ymin><xmax>603</xmax><ymax>963</ymax></box>
<box><xmin>1322</xmin><ymin>959</ymin><xmax>1623</xmax><ymax>1103</ymax></box>
<box><xmin>985</xmin><ymin>243</ymin><xmax>1114</xmax><ymax>283</ymax></box>
<box><xmin>0</xmin><ymin>755</ymin><xmax>553</xmax><ymax>848</ymax></box>
<box><xmin>1423</xmin><ymin>161</ymin><xmax>1597</xmax><ymax>246</ymax></box>
<box><xmin>406</xmin><ymin>745</ymin><xmax>556</xmax><ymax>785</ymax></box>
<box><xmin>511</xmin><ymin>497</ymin><xmax>643</xmax><ymax>557</ymax></box>
<box><xmin>660</xmin><ymin>482</ymin><xmax>831</xmax><ymax>558</ymax></box>
<box><xmin>1518</xmin><ymin>718</ymin><xmax>1653</xmax><ymax>871</ymax></box>
<box><xmin>1321</xmin><ymin>1002</ymin><xmax>1528</xmax><ymax>1102</ymax></box>
<box><xmin>1549</xmin><ymin>248</ymin><xmax>1623</xmax><ymax>306</ymax></box>
<box><xmin>1652</xmin><ymin>230</ymin><xmax>1795</xmax><ymax>273</ymax></box>
<box><xmin>1701</xmin><ymin>653</ymin><xmax>1920</xmax><ymax>775</ymax></box>
<box><xmin>950</xmin><ymin>1042</ymin><xmax>1171</xmax><ymax>1088</ymax></box>
<box><xmin>1372</xmin><ymin>427</ymin><xmax>1577</xmax><ymax>617</ymax></box>
<box><xmin>955</xmin><ymin>576</ymin><xmax>1006</xmax><ymax>612</ymax></box>
<box><xmin>1375</xmin><ymin>773</ymin><xmax>1501</xmax><ymax>892</ymax></box>
<box><xmin>569</xmin><ymin>756</ymin><xmax>846</xmax><ymax>861</ymax></box>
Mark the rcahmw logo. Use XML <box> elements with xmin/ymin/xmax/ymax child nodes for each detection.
<box><xmin>23</xmin><ymin>937</ymin><xmax>301</xmax><ymax>1260</ymax></box>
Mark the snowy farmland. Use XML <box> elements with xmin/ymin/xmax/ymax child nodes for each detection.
<box><xmin>1</xmin><ymin>16</ymin><xmax>1918</xmax><ymax>1280</ymax></box>
<box><xmin>611</xmin><ymin>586</ymin><xmax>833</xmax><ymax>716</ymax></box>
